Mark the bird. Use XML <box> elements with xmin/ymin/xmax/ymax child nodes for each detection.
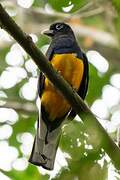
<box><xmin>29</xmin><ymin>22</ymin><xmax>89</xmax><ymax>170</ymax></box>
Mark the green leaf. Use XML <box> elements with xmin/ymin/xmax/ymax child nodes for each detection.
<box><xmin>48</xmin><ymin>0</ymin><xmax>88</xmax><ymax>13</ymax></box>
<box><xmin>112</xmin><ymin>0</ymin><xmax>120</xmax><ymax>44</ymax></box>
<box><xmin>112</xmin><ymin>0</ymin><xmax>120</xmax><ymax>13</ymax></box>
<box><xmin>0</xmin><ymin>46</ymin><xmax>10</xmax><ymax>72</ymax></box>
<box><xmin>5</xmin><ymin>165</ymin><xmax>49</xmax><ymax>180</ymax></box>
<box><xmin>60</xmin><ymin>121</ymin><xmax>86</xmax><ymax>160</ymax></box>
<box><xmin>32</xmin><ymin>0</ymin><xmax>46</xmax><ymax>8</ymax></box>
<box><xmin>37</xmin><ymin>35</ymin><xmax>50</xmax><ymax>48</ymax></box>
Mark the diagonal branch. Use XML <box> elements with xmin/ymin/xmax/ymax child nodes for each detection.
<box><xmin>0</xmin><ymin>3</ymin><xmax>120</xmax><ymax>170</ymax></box>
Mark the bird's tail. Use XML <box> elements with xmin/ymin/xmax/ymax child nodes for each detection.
<box><xmin>29</xmin><ymin>116</ymin><xmax>61</xmax><ymax>170</ymax></box>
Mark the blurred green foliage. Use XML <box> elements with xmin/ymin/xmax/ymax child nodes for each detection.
<box><xmin>112</xmin><ymin>0</ymin><xmax>120</xmax><ymax>43</ymax></box>
<box><xmin>48</xmin><ymin>0</ymin><xmax>88</xmax><ymax>13</ymax></box>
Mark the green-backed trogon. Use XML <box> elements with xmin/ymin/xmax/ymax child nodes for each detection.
<box><xmin>29</xmin><ymin>22</ymin><xmax>89</xmax><ymax>170</ymax></box>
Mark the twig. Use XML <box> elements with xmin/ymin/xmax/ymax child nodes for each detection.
<box><xmin>0</xmin><ymin>3</ymin><xmax>120</xmax><ymax>170</ymax></box>
<box><xmin>72</xmin><ymin>1</ymin><xmax>95</xmax><ymax>14</ymax></box>
<box><xmin>78</xmin><ymin>7</ymin><xmax>104</xmax><ymax>18</ymax></box>
<box><xmin>0</xmin><ymin>100</ymin><xmax>37</xmax><ymax>114</ymax></box>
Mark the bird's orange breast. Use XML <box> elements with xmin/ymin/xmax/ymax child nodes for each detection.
<box><xmin>41</xmin><ymin>54</ymin><xmax>84</xmax><ymax>121</ymax></box>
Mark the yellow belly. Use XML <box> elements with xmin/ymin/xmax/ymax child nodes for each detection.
<box><xmin>41</xmin><ymin>53</ymin><xmax>84</xmax><ymax>121</ymax></box>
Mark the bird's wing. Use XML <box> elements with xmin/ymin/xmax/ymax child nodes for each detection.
<box><xmin>68</xmin><ymin>51</ymin><xmax>89</xmax><ymax>120</ymax></box>
<box><xmin>37</xmin><ymin>42</ymin><xmax>55</xmax><ymax>97</ymax></box>
<box><xmin>78</xmin><ymin>51</ymin><xmax>89</xmax><ymax>99</ymax></box>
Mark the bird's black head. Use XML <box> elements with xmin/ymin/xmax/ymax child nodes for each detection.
<box><xmin>43</xmin><ymin>22</ymin><xmax>74</xmax><ymax>38</ymax></box>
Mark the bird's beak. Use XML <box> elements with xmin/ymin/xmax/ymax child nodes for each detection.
<box><xmin>43</xmin><ymin>30</ymin><xmax>54</xmax><ymax>37</ymax></box>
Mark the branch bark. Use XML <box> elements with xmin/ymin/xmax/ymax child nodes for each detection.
<box><xmin>0</xmin><ymin>3</ymin><xmax>120</xmax><ymax>169</ymax></box>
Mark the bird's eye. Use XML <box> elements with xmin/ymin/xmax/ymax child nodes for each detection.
<box><xmin>56</xmin><ymin>24</ymin><xmax>63</xmax><ymax>30</ymax></box>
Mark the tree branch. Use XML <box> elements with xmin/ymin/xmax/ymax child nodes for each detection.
<box><xmin>0</xmin><ymin>3</ymin><xmax>120</xmax><ymax>170</ymax></box>
<box><xmin>0</xmin><ymin>100</ymin><xmax>37</xmax><ymax>114</ymax></box>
